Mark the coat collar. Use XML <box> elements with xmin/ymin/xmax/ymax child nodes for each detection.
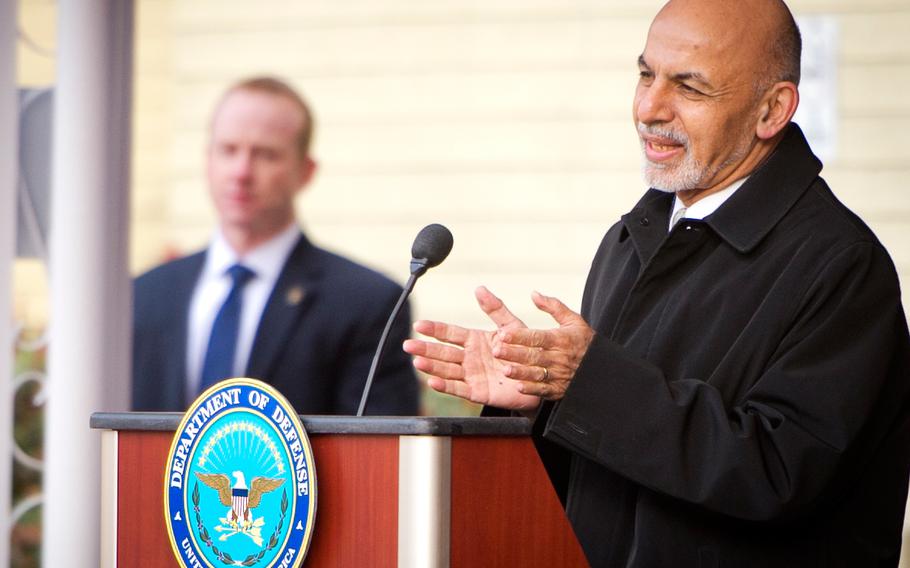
<box><xmin>622</xmin><ymin>123</ymin><xmax>822</xmax><ymax>260</ymax></box>
<box><xmin>705</xmin><ymin>123</ymin><xmax>822</xmax><ymax>253</ymax></box>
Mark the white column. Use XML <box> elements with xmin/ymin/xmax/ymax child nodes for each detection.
<box><xmin>44</xmin><ymin>0</ymin><xmax>133</xmax><ymax>565</ymax></box>
<box><xmin>0</xmin><ymin>2</ymin><xmax>18</xmax><ymax>564</ymax></box>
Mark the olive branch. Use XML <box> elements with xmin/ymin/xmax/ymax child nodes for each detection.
<box><xmin>192</xmin><ymin>482</ymin><xmax>236</xmax><ymax>564</ymax></box>
<box><xmin>239</xmin><ymin>491</ymin><xmax>288</xmax><ymax>566</ymax></box>
<box><xmin>192</xmin><ymin>482</ymin><xmax>289</xmax><ymax>567</ymax></box>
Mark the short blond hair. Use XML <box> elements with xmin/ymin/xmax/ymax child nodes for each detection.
<box><xmin>215</xmin><ymin>76</ymin><xmax>315</xmax><ymax>158</ymax></box>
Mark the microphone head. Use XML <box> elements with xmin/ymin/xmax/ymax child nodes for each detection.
<box><xmin>411</xmin><ymin>223</ymin><xmax>454</xmax><ymax>268</ymax></box>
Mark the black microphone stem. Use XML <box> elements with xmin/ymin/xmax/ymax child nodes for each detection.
<box><xmin>356</xmin><ymin>270</ymin><xmax>419</xmax><ymax>417</ymax></box>
<box><xmin>356</xmin><ymin>223</ymin><xmax>451</xmax><ymax>416</ymax></box>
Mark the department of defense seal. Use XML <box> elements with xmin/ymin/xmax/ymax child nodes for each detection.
<box><xmin>164</xmin><ymin>378</ymin><xmax>317</xmax><ymax>567</ymax></box>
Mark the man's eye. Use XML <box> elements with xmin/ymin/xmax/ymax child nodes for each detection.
<box><xmin>680</xmin><ymin>84</ymin><xmax>703</xmax><ymax>95</ymax></box>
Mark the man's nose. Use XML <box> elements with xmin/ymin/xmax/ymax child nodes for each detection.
<box><xmin>635</xmin><ymin>81</ymin><xmax>673</xmax><ymax>124</ymax></box>
<box><xmin>230</xmin><ymin>152</ymin><xmax>254</xmax><ymax>178</ymax></box>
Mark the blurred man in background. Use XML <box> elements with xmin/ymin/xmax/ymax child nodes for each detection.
<box><xmin>133</xmin><ymin>76</ymin><xmax>418</xmax><ymax>415</ymax></box>
<box><xmin>405</xmin><ymin>0</ymin><xmax>910</xmax><ymax>565</ymax></box>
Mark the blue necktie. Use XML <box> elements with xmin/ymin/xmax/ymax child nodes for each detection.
<box><xmin>199</xmin><ymin>264</ymin><xmax>255</xmax><ymax>392</ymax></box>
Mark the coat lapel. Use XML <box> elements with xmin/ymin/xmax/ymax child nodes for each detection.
<box><xmin>245</xmin><ymin>235</ymin><xmax>321</xmax><ymax>379</ymax></box>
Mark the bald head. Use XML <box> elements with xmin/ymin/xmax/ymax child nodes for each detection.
<box><xmin>767</xmin><ymin>2</ymin><xmax>802</xmax><ymax>85</ymax></box>
<box><xmin>654</xmin><ymin>0</ymin><xmax>801</xmax><ymax>91</ymax></box>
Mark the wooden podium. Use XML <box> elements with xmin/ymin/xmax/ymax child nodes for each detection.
<box><xmin>91</xmin><ymin>413</ymin><xmax>589</xmax><ymax>567</ymax></box>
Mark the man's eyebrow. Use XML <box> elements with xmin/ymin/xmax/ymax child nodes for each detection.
<box><xmin>638</xmin><ymin>55</ymin><xmax>714</xmax><ymax>90</ymax></box>
<box><xmin>671</xmin><ymin>71</ymin><xmax>713</xmax><ymax>89</ymax></box>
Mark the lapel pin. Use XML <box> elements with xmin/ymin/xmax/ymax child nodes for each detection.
<box><xmin>285</xmin><ymin>285</ymin><xmax>305</xmax><ymax>306</ymax></box>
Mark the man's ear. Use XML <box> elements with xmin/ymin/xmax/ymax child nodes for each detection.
<box><xmin>296</xmin><ymin>157</ymin><xmax>318</xmax><ymax>193</ymax></box>
<box><xmin>756</xmin><ymin>82</ymin><xmax>799</xmax><ymax>140</ymax></box>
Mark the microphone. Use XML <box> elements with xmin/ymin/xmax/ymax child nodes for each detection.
<box><xmin>356</xmin><ymin>224</ymin><xmax>454</xmax><ymax>416</ymax></box>
<box><xmin>409</xmin><ymin>223</ymin><xmax>454</xmax><ymax>277</ymax></box>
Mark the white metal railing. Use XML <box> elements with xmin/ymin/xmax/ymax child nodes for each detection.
<box><xmin>9</xmin><ymin>83</ymin><xmax>53</xmax><ymax>564</ymax></box>
<box><xmin>2</xmin><ymin>1</ymin><xmax>19</xmax><ymax>564</ymax></box>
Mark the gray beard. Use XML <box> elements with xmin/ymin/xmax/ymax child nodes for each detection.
<box><xmin>638</xmin><ymin>137</ymin><xmax>751</xmax><ymax>193</ymax></box>
<box><xmin>640</xmin><ymin>144</ymin><xmax>705</xmax><ymax>192</ymax></box>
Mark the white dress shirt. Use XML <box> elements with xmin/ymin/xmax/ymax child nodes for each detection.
<box><xmin>668</xmin><ymin>177</ymin><xmax>749</xmax><ymax>232</ymax></box>
<box><xmin>186</xmin><ymin>223</ymin><xmax>301</xmax><ymax>400</ymax></box>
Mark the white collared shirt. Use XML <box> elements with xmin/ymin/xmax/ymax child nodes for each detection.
<box><xmin>186</xmin><ymin>223</ymin><xmax>301</xmax><ymax>400</ymax></box>
<box><xmin>668</xmin><ymin>177</ymin><xmax>749</xmax><ymax>232</ymax></box>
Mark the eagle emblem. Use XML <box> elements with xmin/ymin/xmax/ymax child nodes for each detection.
<box><xmin>195</xmin><ymin>471</ymin><xmax>285</xmax><ymax>546</ymax></box>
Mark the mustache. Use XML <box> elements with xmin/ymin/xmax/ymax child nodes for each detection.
<box><xmin>637</xmin><ymin>122</ymin><xmax>688</xmax><ymax>146</ymax></box>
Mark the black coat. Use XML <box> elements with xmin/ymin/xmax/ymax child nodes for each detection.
<box><xmin>541</xmin><ymin>125</ymin><xmax>910</xmax><ymax>566</ymax></box>
<box><xmin>132</xmin><ymin>233</ymin><xmax>419</xmax><ymax>415</ymax></box>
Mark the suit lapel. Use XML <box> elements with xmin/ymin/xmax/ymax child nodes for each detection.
<box><xmin>246</xmin><ymin>235</ymin><xmax>321</xmax><ymax>379</ymax></box>
<box><xmin>168</xmin><ymin>252</ymin><xmax>207</xmax><ymax>409</ymax></box>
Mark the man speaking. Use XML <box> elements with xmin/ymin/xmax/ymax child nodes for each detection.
<box><xmin>404</xmin><ymin>0</ymin><xmax>910</xmax><ymax>565</ymax></box>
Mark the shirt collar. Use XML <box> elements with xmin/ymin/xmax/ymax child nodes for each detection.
<box><xmin>204</xmin><ymin>223</ymin><xmax>301</xmax><ymax>281</ymax></box>
<box><xmin>669</xmin><ymin>176</ymin><xmax>749</xmax><ymax>231</ymax></box>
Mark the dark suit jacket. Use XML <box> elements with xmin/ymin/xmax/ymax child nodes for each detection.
<box><xmin>132</xmin><ymin>233</ymin><xmax>419</xmax><ymax>415</ymax></box>
<box><xmin>536</xmin><ymin>125</ymin><xmax>910</xmax><ymax>566</ymax></box>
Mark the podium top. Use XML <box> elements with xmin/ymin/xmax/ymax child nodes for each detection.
<box><xmin>90</xmin><ymin>412</ymin><xmax>532</xmax><ymax>436</ymax></box>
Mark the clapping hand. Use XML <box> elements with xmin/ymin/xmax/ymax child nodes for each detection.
<box><xmin>403</xmin><ymin>286</ymin><xmax>594</xmax><ymax>411</ymax></box>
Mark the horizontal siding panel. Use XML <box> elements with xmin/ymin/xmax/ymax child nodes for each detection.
<box><xmin>791</xmin><ymin>0</ymin><xmax>910</xmax><ymax>11</ymax></box>
<box><xmin>133</xmin><ymin>136</ymin><xmax>170</xmax><ymax>176</ymax></box>
<box><xmin>173</xmin><ymin>0</ymin><xmax>910</xmax><ymax>29</ymax></box>
<box><xmin>834</xmin><ymin>116</ymin><xmax>910</xmax><ymax>166</ymax></box>
<box><xmin>840</xmin><ymin>63</ymin><xmax>910</xmax><ymax>116</ymax></box>
<box><xmin>875</xmin><ymin>223</ymin><xmax>910</xmax><ymax>267</ymax></box>
<box><xmin>312</xmin><ymin>220</ymin><xmax>605</xmax><ymax>265</ymax></box>
<box><xmin>171</xmin><ymin>21</ymin><xmax>648</xmax><ymax>78</ymax></box>
<box><xmin>825</xmin><ymin>168</ymin><xmax>910</xmax><ymax>219</ymax></box>
<box><xmin>132</xmin><ymin>115</ymin><xmax>170</xmax><ymax>144</ymax></box>
<box><xmin>134</xmin><ymin>35</ymin><xmax>171</xmax><ymax>66</ymax></box>
<box><xmin>304</xmin><ymin>171</ymin><xmax>638</xmax><ymax>222</ymax></box>
<box><xmin>174</xmin><ymin>71</ymin><xmax>639</xmax><ymax>128</ymax></box>
<box><xmin>838</xmin><ymin>12</ymin><xmax>910</xmax><ymax>62</ymax></box>
<box><xmin>175</xmin><ymin>0</ymin><xmax>664</xmax><ymax>29</ymax></box>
